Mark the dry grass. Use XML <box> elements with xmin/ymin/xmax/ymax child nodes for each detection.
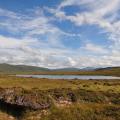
<box><xmin>0</xmin><ymin>74</ymin><xmax>120</xmax><ymax>120</ymax></box>
<box><xmin>0</xmin><ymin>111</ymin><xmax>16</xmax><ymax>120</ymax></box>
<box><xmin>0</xmin><ymin>75</ymin><xmax>120</xmax><ymax>93</ymax></box>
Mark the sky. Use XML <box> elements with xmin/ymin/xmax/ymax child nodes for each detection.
<box><xmin>0</xmin><ymin>0</ymin><xmax>120</xmax><ymax>68</ymax></box>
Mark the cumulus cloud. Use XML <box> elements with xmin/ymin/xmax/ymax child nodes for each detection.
<box><xmin>0</xmin><ymin>35</ymin><xmax>75</xmax><ymax>68</ymax></box>
<box><xmin>0</xmin><ymin>0</ymin><xmax>120</xmax><ymax>68</ymax></box>
<box><xmin>84</xmin><ymin>43</ymin><xmax>108</xmax><ymax>54</ymax></box>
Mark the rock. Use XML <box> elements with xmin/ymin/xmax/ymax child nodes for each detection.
<box><xmin>0</xmin><ymin>87</ymin><xmax>51</xmax><ymax>110</ymax></box>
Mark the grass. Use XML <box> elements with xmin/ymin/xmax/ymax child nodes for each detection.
<box><xmin>23</xmin><ymin>103</ymin><xmax>120</xmax><ymax>120</ymax></box>
<box><xmin>0</xmin><ymin>75</ymin><xmax>120</xmax><ymax>93</ymax></box>
<box><xmin>30</xmin><ymin>68</ymin><xmax>120</xmax><ymax>76</ymax></box>
<box><xmin>0</xmin><ymin>64</ymin><xmax>120</xmax><ymax>76</ymax></box>
<box><xmin>0</xmin><ymin>74</ymin><xmax>120</xmax><ymax>120</ymax></box>
<box><xmin>0</xmin><ymin>75</ymin><xmax>75</xmax><ymax>90</ymax></box>
<box><xmin>0</xmin><ymin>111</ymin><xmax>15</xmax><ymax>120</ymax></box>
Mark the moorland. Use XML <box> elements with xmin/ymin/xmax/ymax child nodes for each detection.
<box><xmin>0</xmin><ymin>64</ymin><xmax>120</xmax><ymax>120</ymax></box>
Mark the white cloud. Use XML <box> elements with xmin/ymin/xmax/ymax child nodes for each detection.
<box><xmin>50</xmin><ymin>1</ymin><xmax>120</xmax><ymax>54</ymax></box>
<box><xmin>0</xmin><ymin>8</ymin><xmax>20</xmax><ymax>19</ymax></box>
<box><xmin>0</xmin><ymin>34</ymin><xmax>120</xmax><ymax>68</ymax></box>
<box><xmin>84</xmin><ymin>43</ymin><xmax>108</xmax><ymax>54</ymax></box>
<box><xmin>59</xmin><ymin>0</ymin><xmax>97</xmax><ymax>9</ymax></box>
<box><xmin>0</xmin><ymin>1</ymin><xmax>120</xmax><ymax>68</ymax></box>
<box><xmin>0</xmin><ymin>35</ymin><xmax>74</xmax><ymax>68</ymax></box>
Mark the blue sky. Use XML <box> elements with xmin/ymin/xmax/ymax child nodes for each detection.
<box><xmin>0</xmin><ymin>0</ymin><xmax>120</xmax><ymax>68</ymax></box>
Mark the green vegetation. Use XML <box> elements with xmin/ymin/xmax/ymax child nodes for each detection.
<box><xmin>40</xmin><ymin>104</ymin><xmax>120</xmax><ymax>120</ymax></box>
<box><xmin>0</xmin><ymin>74</ymin><xmax>120</xmax><ymax>120</ymax></box>
<box><xmin>0</xmin><ymin>75</ymin><xmax>120</xmax><ymax>92</ymax></box>
<box><xmin>25</xmin><ymin>67</ymin><xmax>120</xmax><ymax>77</ymax></box>
<box><xmin>0</xmin><ymin>63</ymin><xmax>49</xmax><ymax>74</ymax></box>
<box><xmin>33</xmin><ymin>68</ymin><xmax>120</xmax><ymax>76</ymax></box>
<box><xmin>0</xmin><ymin>63</ymin><xmax>120</xmax><ymax>77</ymax></box>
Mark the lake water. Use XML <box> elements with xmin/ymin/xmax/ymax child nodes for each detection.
<box><xmin>16</xmin><ymin>75</ymin><xmax>120</xmax><ymax>80</ymax></box>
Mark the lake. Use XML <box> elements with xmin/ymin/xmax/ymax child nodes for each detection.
<box><xmin>16</xmin><ymin>75</ymin><xmax>120</xmax><ymax>80</ymax></box>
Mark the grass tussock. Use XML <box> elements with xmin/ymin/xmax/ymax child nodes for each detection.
<box><xmin>0</xmin><ymin>75</ymin><xmax>119</xmax><ymax>120</ymax></box>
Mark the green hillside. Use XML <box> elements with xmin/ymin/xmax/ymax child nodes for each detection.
<box><xmin>0</xmin><ymin>63</ymin><xmax>50</xmax><ymax>74</ymax></box>
<box><xmin>0</xmin><ymin>63</ymin><xmax>120</xmax><ymax>76</ymax></box>
<box><xmin>95</xmin><ymin>67</ymin><xmax>120</xmax><ymax>76</ymax></box>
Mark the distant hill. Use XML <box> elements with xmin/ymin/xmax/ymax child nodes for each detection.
<box><xmin>0</xmin><ymin>63</ymin><xmax>120</xmax><ymax>76</ymax></box>
<box><xmin>52</xmin><ymin>66</ymin><xmax>120</xmax><ymax>76</ymax></box>
<box><xmin>0</xmin><ymin>64</ymin><xmax>96</xmax><ymax>74</ymax></box>
<box><xmin>81</xmin><ymin>67</ymin><xmax>97</xmax><ymax>71</ymax></box>
<box><xmin>53</xmin><ymin>67</ymin><xmax>97</xmax><ymax>71</ymax></box>
<box><xmin>53</xmin><ymin>67</ymin><xmax>81</xmax><ymax>71</ymax></box>
<box><xmin>94</xmin><ymin>67</ymin><xmax>120</xmax><ymax>76</ymax></box>
<box><xmin>96</xmin><ymin>67</ymin><xmax>120</xmax><ymax>71</ymax></box>
<box><xmin>0</xmin><ymin>63</ymin><xmax>50</xmax><ymax>74</ymax></box>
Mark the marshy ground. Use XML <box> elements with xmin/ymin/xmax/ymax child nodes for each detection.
<box><xmin>0</xmin><ymin>74</ymin><xmax>120</xmax><ymax>120</ymax></box>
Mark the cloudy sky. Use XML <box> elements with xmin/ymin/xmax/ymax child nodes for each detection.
<box><xmin>0</xmin><ymin>0</ymin><xmax>120</xmax><ymax>68</ymax></box>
